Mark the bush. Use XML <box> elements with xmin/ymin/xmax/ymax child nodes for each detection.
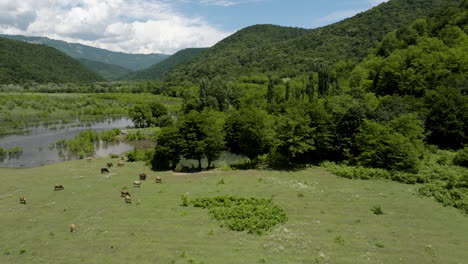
<box><xmin>453</xmin><ymin>147</ymin><xmax>468</xmax><ymax>168</ymax></box>
<box><xmin>371</xmin><ymin>205</ymin><xmax>384</xmax><ymax>215</ymax></box>
<box><xmin>126</xmin><ymin>148</ymin><xmax>154</xmax><ymax>162</ymax></box>
<box><xmin>191</xmin><ymin>196</ymin><xmax>287</xmax><ymax>235</ymax></box>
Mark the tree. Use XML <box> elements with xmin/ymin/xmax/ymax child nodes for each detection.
<box><xmin>356</xmin><ymin>115</ymin><xmax>425</xmax><ymax>173</ymax></box>
<box><xmin>178</xmin><ymin>110</ymin><xmax>225</xmax><ymax>169</ymax></box>
<box><xmin>151</xmin><ymin>126</ymin><xmax>183</xmax><ymax>171</ymax></box>
<box><xmin>225</xmin><ymin>107</ymin><xmax>273</xmax><ymax>164</ymax></box>
<box><xmin>425</xmin><ymin>87</ymin><xmax>468</xmax><ymax>149</ymax></box>
<box><xmin>128</xmin><ymin>104</ymin><xmax>152</xmax><ymax>128</ymax></box>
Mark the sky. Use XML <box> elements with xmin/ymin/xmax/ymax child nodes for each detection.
<box><xmin>0</xmin><ymin>0</ymin><xmax>389</xmax><ymax>54</ymax></box>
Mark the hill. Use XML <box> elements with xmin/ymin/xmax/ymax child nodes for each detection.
<box><xmin>0</xmin><ymin>34</ymin><xmax>169</xmax><ymax>71</ymax></box>
<box><xmin>163</xmin><ymin>0</ymin><xmax>460</xmax><ymax>83</ymax></box>
<box><xmin>77</xmin><ymin>58</ymin><xmax>132</xmax><ymax>81</ymax></box>
<box><xmin>0</xmin><ymin>37</ymin><xmax>104</xmax><ymax>84</ymax></box>
<box><xmin>121</xmin><ymin>48</ymin><xmax>207</xmax><ymax>81</ymax></box>
<box><xmin>0</xmin><ymin>158</ymin><xmax>466</xmax><ymax>264</ymax></box>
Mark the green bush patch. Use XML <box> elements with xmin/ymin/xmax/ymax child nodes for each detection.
<box><xmin>191</xmin><ymin>196</ymin><xmax>287</xmax><ymax>235</ymax></box>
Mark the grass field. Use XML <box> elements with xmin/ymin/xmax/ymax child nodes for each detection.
<box><xmin>0</xmin><ymin>158</ymin><xmax>467</xmax><ymax>264</ymax></box>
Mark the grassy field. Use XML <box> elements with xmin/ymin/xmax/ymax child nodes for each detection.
<box><xmin>0</xmin><ymin>158</ymin><xmax>467</xmax><ymax>264</ymax></box>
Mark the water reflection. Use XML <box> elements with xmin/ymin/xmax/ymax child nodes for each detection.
<box><xmin>0</xmin><ymin>117</ymin><xmax>139</xmax><ymax>168</ymax></box>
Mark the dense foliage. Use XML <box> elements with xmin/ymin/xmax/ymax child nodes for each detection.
<box><xmin>191</xmin><ymin>196</ymin><xmax>288</xmax><ymax>235</ymax></box>
<box><xmin>162</xmin><ymin>0</ymin><xmax>459</xmax><ymax>85</ymax></box>
<box><xmin>0</xmin><ymin>37</ymin><xmax>104</xmax><ymax>84</ymax></box>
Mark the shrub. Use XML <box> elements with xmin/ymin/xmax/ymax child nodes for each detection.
<box><xmin>191</xmin><ymin>196</ymin><xmax>287</xmax><ymax>235</ymax></box>
<box><xmin>371</xmin><ymin>205</ymin><xmax>384</xmax><ymax>215</ymax></box>
<box><xmin>126</xmin><ymin>148</ymin><xmax>154</xmax><ymax>162</ymax></box>
<box><xmin>180</xmin><ymin>195</ymin><xmax>190</xmax><ymax>207</ymax></box>
<box><xmin>453</xmin><ymin>147</ymin><xmax>468</xmax><ymax>168</ymax></box>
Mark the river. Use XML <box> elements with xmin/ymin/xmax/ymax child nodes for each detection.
<box><xmin>0</xmin><ymin>117</ymin><xmax>137</xmax><ymax>168</ymax></box>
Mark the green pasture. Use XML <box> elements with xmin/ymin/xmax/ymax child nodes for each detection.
<box><xmin>0</xmin><ymin>158</ymin><xmax>466</xmax><ymax>264</ymax></box>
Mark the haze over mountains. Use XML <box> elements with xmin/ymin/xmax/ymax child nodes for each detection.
<box><xmin>0</xmin><ymin>0</ymin><xmax>463</xmax><ymax>84</ymax></box>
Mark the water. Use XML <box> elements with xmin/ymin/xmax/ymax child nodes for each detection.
<box><xmin>0</xmin><ymin>117</ymin><xmax>137</xmax><ymax>168</ymax></box>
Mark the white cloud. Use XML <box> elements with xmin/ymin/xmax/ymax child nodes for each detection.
<box><xmin>0</xmin><ymin>0</ymin><xmax>231</xmax><ymax>54</ymax></box>
<box><xmin>315</xmin><ymin>9</ymin><xmax>362</xmax><ymax>25</ymax></box>
<box><xmin>198</xmin><ymin>0</ymin><xmax>261</xmax><ymax>7</ymax></box>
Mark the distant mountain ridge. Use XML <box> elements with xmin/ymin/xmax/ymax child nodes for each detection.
<box><xmin>121</xmin><ymin>48</ymin><xmax>208</xmax><ymax>81</ymax></box>
<box><xmin>77</xmin><ymin>59</ymin><xmax>132</xmax><ymax>81</ymax></box>
<box><xmin>0</xmin><ymin>34</ymin><xmax>169</xmax><ymax>71</ymax></box>
<box><xmin>0</xmin><ymin>37</ymin><xmax>104</xmax><ymax>84</ymax></box>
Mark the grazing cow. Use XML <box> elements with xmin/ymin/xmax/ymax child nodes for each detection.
<box><xmin>125</xmin><ymin>195</ymin><xmax>132</xmax><ymax>204</ymax></box>
<box><xmin>117</xmin><ymin>161</ymin><xmax>124</xmax><ymax>167</ymax></box>
<box><xmin>54</xmin><ymin>184</ymin><xmax>64</xmax><ymax>191</ymax></box>
<box><xmin>86</xmin><ymin>157</ymin><xmax>92</xmax><ymax>162</ymax></box>
<box><xmin>139</xmin><ymin>173</ymin><xmax>147</xmax><ymax>180</ymax></box>
<box><xmin>101</xmin><ymin>168</ymin><xmax>110</xmax><ymax>173</ymax></box>
<box><xmin>155</xmin><ymin>176</ymin><xmax>162</xmax><ymax>184</ymax></box>
<box><xmin>121</xmin><ymin>190</ymin><xmax>130</xmax><ymax>197</ymax></box>
<box><xmin>133</xmin><ymin>181</ymin><xmax>141</xmax><ymax>187</ymax></box>
<box><xmin>19</xmin><ymin>196</ymin><xmax>27</xmax><ymax>204</ymax></box>
<box><xmin>107</xmin><ymin>162</ymin><xmax>113</xmax><ymax>168</ymax></box>
<box><xmin>70</xmin><ymin>224</ymin><xmax>76</xmax><ymax>233</ymax></box>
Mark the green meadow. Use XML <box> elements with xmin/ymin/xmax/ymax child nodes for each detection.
<box><xmin>0</xmin><ymin>157</ymin><xmax>466</xmax><ymax>264</ymax></box>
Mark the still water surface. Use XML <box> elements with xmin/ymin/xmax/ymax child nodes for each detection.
<box><xmin>0</xmin><ymin>117</ymin><xmax>135</xmax><ymax>168</ymax></box>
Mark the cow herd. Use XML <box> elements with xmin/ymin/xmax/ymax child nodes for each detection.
<box><xmin>18</xmin><ymin>157</ymin><xmax>164</xmax><ymax>234</ymax></box>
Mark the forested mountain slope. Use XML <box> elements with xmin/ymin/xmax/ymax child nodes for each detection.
<box><xmin>0</xmin><ymin>37</ymin><xmax>104</xmax><ymax>84</ymax></box>
<box><xmin>163</xmin><ymin>0</ymin><xmax>460</xmax><ymax>84</ymax></box>
<box><xmin>122</xmin><ymin>48</ymin><xmax>207</xmax><ymax>81</ymax></box>
<box><xmin>78</xmin><ymin>59</ymin><xmax>132</xmax><ymax>81</ymax></box>
<box><xmin>0</xmin><ymin>34</ymin><xmax>169</xmax><ymax>71</ymax></box>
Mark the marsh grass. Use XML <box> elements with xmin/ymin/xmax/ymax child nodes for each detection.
<box><xmin>0</xmin><ymin>158</ymin><xmax>467</xmax><ymax>263</ymax></box>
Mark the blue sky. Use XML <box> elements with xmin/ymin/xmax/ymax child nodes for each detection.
<box><xmin>0</xmin><ymin>0</ymin><xmax>388</xmax><ymax>54</ymax></box>
<box><xmin>174</xmin><ymin>0</ymin><xmax>387</xmax><ymax>31</ymax></box>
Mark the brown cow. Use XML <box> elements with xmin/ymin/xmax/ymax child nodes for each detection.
<box><xmin>133</xmin><ymin>181</ymin><xmax>141</xmax><ymax>187</ymax></box>
<box><xmin>124</xmin><ymin>195</ymin><xmax>132</xmax><ymax>204</ymax></box>
<box><xmin>121</xmin><ymin>190</ymin><xmax>130</xmax><ymax>197</ymax></box>
<box><xmin>107</xmin><ymin>162</ymin><xmax>113</xmax><ymax>168</ymax></box>
<box><xmin>117</xmin><ymin>161</ymin><xmax>124</xmax><ymax>167</ymax></box>
<box><xmin>70</xmin><ymin>224</ymin><xmax>76</xmax><ymax>233</ymax></box>
<box><xmin>139</xmin><ymin>173</ymin><xmax>147</xmax><ymax>180</ymax></box>
<box><xmin>19</xmin><ymin>196</ymin><xmax>27</xmax><ymax>204</ymax></box>
<box><xmin>155</xmin><ymin>176</ymin><xmax>162</xmax><ymax>184</ymax></box>
<box><xmin>54</xmin><ymin>184</ymin><xmax>64</xmax><ymax>191</ymax></box>
<box><xmin>86</xmin><ymin>157</ymin><xmax>92</xmax><ymax>162</ymax></box>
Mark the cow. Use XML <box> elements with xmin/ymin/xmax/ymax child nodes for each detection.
<box><xmin>121</xmin><ymin>190</ymin><xmax>130</xmax><ymax>197</ymax></box>
<box><xmin>70</xmin><ymin>224</ymin><xmax>76</xmax><ymax>233</ymax></box>
<box><xmin>133</xmin><ymin>181</ymin><xmax>141</xmax><ymax>187</ymax></box>
<box><xmin>124</xmin><ymin>195</ymin><xmax>132</xmax><ymax>204</ymax></box>
<box><xmin>107</xmin><ymin>162</ymin><xmax>113</xmax><ymax>168</ymax></box>
<box><xmin>19</xmin><ymin>196</ymin><xmax>27</xmax><ymax>204</ymax></box>
<box><xmin>155</xmin><ymin>176</ymin><xmax>162</xmax><ymax>184</ymax></box>
<box><xmin>86</xmin><ymin>157</ymin><xmax>92</xmax><ymax>162</ymax></box>
<box><xmin>117</xmin><ymin>161</ymin><xmax>124</xmax><ymax>167</ymax></box>
<box><xmin>139</xmin><ymin>173</ymin><xmax>147</xmax><ymax>180</ymax></box>
<box><xmin>101</xmin><ymin>168</ymin><xmax>110</xmax><ymax>173</ymax></box>
<box><xmin>54</xmin><ymin>184</ymin><xmax>64</xmax><ymax>191</ymax></box>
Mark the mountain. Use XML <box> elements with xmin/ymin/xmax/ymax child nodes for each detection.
<box><xmin>163</xmin><ymin>0</ymin><xmax>460</xmax><ymax>83</ymax></box>
<box><xmin>77</xmin><ymin>58</ymin><xmax>132</xmax><ymax>81</ymax></box>
<box><xmin>0</xmin><ymin>37</ymin><xmax>104</xmax><ymax>84</ymax></box>
<box><xmin>121</xmin><ymin>48</ymin><xmax>208</xmax><ymax>81</ymax></box>
<box><xmin>0</xmin><ymin>34</ymin><xmax>169</xmax><ymax>71</ymax></box>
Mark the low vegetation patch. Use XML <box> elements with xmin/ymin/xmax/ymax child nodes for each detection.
<box><xmin>322</xmin><ymin>149</ymin><xmax>468</xmax><ymax>214</ymax></box>
<box><xmin>191</xmin><ymin>196</ymin><xmax>287</xmax><ymax>235</ymax></box>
